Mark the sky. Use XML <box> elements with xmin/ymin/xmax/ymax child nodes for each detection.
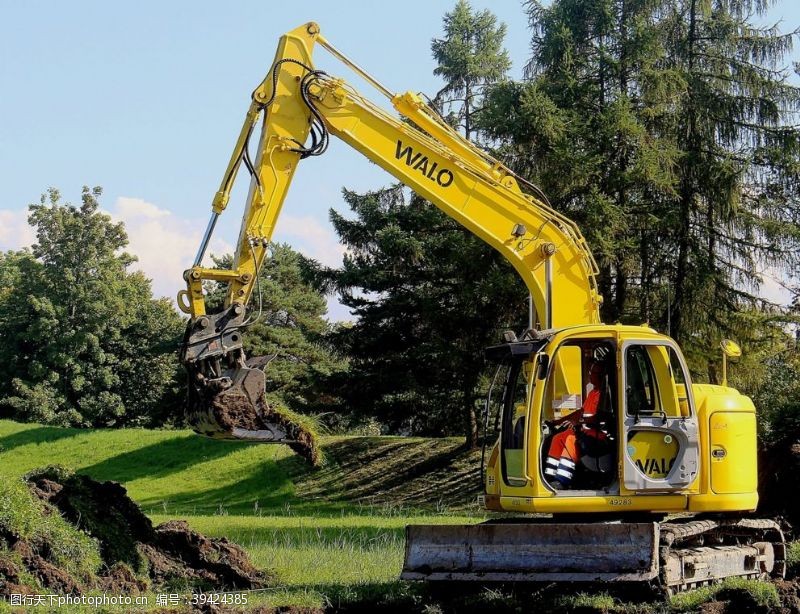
<box><xmin>1</xmin><ymin>1</ymin><xmax>798</xmax><ymax>320</ymax></box>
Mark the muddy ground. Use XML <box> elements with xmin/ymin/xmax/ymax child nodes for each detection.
<box><xmin>0</xmin><ymin>468</ymin><xmax>270</xmax><ymax>599</ymax></box>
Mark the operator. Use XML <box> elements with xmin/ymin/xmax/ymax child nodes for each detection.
<box><xmin>544</xmin><ymin>356</ymin><xmax>609</xmax><ymax>489</ymax></box>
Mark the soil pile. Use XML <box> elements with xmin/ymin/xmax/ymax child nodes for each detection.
<box><xmin>0</xmin><ymin>467</ymin><xmax>270</xmax><ymax>598</ymax></box>
<box><xmin>212</xmin><ymin>393</ymin><xmax>323</xmax><ymax>466</ymax></box>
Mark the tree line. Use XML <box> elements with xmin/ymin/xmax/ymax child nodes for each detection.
<box><xmin>1</xmin><ymin>0</ymin><xmax>798</xmax><ymax>447</ymax></box>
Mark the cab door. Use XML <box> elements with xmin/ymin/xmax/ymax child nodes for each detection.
<box><xmin>499</xmin><ymin>357</ymin><xmax>532</xmax><ymax>488</ymax></box>
<box><xmin>621</xmin><ymin>340</ymin><xmax>700</xmax><ymax>492</ymax></box>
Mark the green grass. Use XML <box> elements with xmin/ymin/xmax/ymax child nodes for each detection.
<box><xmin>787</xmin><ymin>540</ymin><xmax>800</xmax><ymax>577</ymax></box>
<box><xmin>0</xmin><ymin>478</ymin><xmax>101</xmax><ymax>582</ymax></box>
<box><xmin>0</xmin><ymin>419</ymin><xmax>485</xmax><ymax>610</ymax></box>
<box><xmin>0</xmin><ymin>420</ymin><xmax>483</xmax><ymax>516</ymax></box>
<box><xmin>8</xmin><ymin>419</ymin><xmax>787</xmax><ymax>613</ymax></box>
<box><xmin>669</xmin><ymin>577</ymin><xmax>780</xmax><ymax>612</ymax></box>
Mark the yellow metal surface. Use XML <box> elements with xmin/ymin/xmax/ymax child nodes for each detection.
<box><xmin>181</xmin><ymin>22</ymin><xmax>601</xmax><ymax>327</ymax></box>
<box><xmin>499</xmin><ymin>493</ymin><xmax>688</xmax><ymax>514</ymax></box>
<box><xmin>627</xmin><ymin>431</ymin><xmax>679</xmax><ymax>479</ymax></box>
<box><xmin>180</xmin><ymin>23</ymin><xmax>762</xmax><ymax>519</ymax></box>
<box><xmin>180</xmin><ymin>23</ymin><xmax>320</xmax><ymax>317</ymax></box>
<box><xmin>690</xmin><ymin>384</ymin><xmax>758</xmax><ymax>511</ymax></box>
<box><xmin>483</xmin><ymin>325</ymin><xmax>759</xmax><ymax>515</ymax></box>
<box><xmin>687</xmin><ymin>492</ymin><xmax>758</xmax><ymax>512</ymax></box>
<box><xmin>709</xmin><ymin>411</ymin><xmax>757</xmax><ymax>494</ymax></box>
<box><xmin>314</xmin><ymin>82</ymin><xmax>601</xmax><ymax>328</ymax></box>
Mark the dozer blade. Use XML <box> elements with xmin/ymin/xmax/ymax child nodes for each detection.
<box><xmin>402</xmin><ymin>522</ymin><xmax>659</xmax><ymax>582</ymax></box>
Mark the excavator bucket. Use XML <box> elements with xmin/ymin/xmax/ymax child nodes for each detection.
<box><xmin>402</xmin><ymin>522</ymin><xmax>660</xmax><ymax>582</ymax></box>
<box><xmin>185</xmin><ymin>355</ymin><xmax>290</xmax><ymax>443</ymax></box>
<box><xmin>181</xmin><ymin>305</ymin><xmax>288</xmax><ymax>442</ymax></box>
<box><xmin>180</xmin><ymin>305</ymin><xmax>321</xmax><ymax>464</ymax></box>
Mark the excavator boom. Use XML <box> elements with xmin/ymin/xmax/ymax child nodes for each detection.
<box><xmin>178</xmin><ymin>22</ymin><xmax>601</xmax><ymax>443</ymax></box>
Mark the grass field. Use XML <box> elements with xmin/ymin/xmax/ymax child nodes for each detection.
<box><xmin>0</xmin><ymin>419</ymin><xmax>486</xmax><ymax>609</ymax></box>
<box><xmin>1</xmin><ymin>419</ymin><xmax>790</xmax><ymax>612</ymax></box>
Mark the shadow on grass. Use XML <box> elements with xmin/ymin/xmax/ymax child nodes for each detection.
<box><xmin>281</xmin><ymin>437</ymin><xmax>483</xmax><ymax>510</ymax></box>
<box><xmin>77</xmin><ymin>434</ymin><xmax>246</xmax><ymax>484</ymax></box>
<box><xmin>14</xmin><ymin>430</ymin><xmax>485</xmax><ymax>516</ymax></box>
<box><xmin>135</xmin><ymin>467</ymin><xmax>299</xmax><ymax>515</ymax></box>
<box><xmin>0</xmin><ymin>424</ymin><xmax>84</xmax><ymax>453</ymax></box>
<box><xmin>135</xmin><ymin>436</ymin><xmax>484</xmax><ymax>516</ymax></box>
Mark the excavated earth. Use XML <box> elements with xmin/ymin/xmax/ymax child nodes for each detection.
<box><xmin>758</xmin><ymin>428</ymin><xmax>800</xmax><ymax>534</ymax></box>
<box><xmin>0</xmin><ymin>470</ymin><xmax>270</xmax><ymax>599</ymax></box>
<box><xmin>212</xmin><ymin>392</ymin><xmax>322</xmax><ymax>466</ymax></box>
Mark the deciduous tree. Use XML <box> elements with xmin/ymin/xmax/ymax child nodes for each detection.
<box><xmin>0</xmin><ymin>187</ymin><xmax>184</xmax><ymax>427</ymax></box>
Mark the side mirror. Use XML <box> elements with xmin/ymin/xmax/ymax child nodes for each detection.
<box><xmin>720</xmin><ymin>339</ymin><xmax>742</xmax><ymax>387</ymax></box>
<box><xmin>536</xmin><ymin>353</ymin><xmax>550</xmax><ymax>380</ymax></box>
<box><xmin>720</xmin><ymin>339</ymin><xmax>742</xmax><ymax>358</ymax></box>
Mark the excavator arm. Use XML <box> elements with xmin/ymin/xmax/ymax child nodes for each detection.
<box><xmin>178</xmin><ymin>22</ymin><xmax>602</xmax><ymax>442</ymax></box>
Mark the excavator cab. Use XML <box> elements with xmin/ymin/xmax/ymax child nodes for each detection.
<box><xmin>538</xmin><ymin>340</ymin><xmax>618</xmax><ymax>491</ymax></box>
<box><xmin>482</xmin><ymin>325</ymin><xmax>704</xmax><ymax>508</ymax></box>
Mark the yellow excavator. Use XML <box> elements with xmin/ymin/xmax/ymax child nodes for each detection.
<box><xmin>177</xmin><ymin>23</ymin><xmax>785</xmax><ymax>593</ymax></box>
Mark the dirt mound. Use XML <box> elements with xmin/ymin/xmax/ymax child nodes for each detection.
<box><xmin>0</xmin><ymin>536</ymin><xmax>81</xmax><ymax>596</ymax></box>
<box><xmin>213</xmin><ymin>394</ymin><xmax>322</xmax><ymax>466</ymax></box>
<box><xmin>146</xmin><ymin>520</ymin><xmax>266</xmax><ymax>589</ymax></box>
<box><xmin>758</xmin><ymin>430</ymin><xmax>800</xmax><ymax>534</ymax></box>
<box><xmin>0</xmin><ymin>468</ymin><xmax>270</xmax><ymax>597</ymax></box>
<box><xmin>774</xmin><ymin>579</ymin><xmax>800</xmax><ymax>612</ymax></box>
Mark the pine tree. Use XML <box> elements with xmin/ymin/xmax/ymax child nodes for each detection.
<box><xmin>313</xmin><ymin>186</ymin><xmax>527</xmax><ymax>445</ymax></box>
<box><xmin>480</xmin><ymin>0</ymin><xmax>800</xmax><ymax>378</ymax></box>
<box><xmin>481</xmin><ymin>0</ymin><xmax>681</xmax><ymax>325</ymax></box>
<box><xmin>431</xmin><ymin>0</ymin><xmax>511</xmax><ymax>140</ymax></box>
<box><xmin>660</xmin><ymin>0</ymin><xmax>800</xmax><ymax>369</ymax></box>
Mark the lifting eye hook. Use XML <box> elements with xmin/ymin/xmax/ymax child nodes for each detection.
<box><xmin>177</xmin><ymin>289</ymin><xmax>192</xmax><ymax>314</ymax></box>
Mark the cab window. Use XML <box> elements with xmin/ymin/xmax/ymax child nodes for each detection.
<box><xmin>500</xmin><ymin>360</ymin><xmax>530</xmax><ymax>486</ymax></box>
<box><xmin>542</xmin><ymin>345</ymin><xmax>583</xmax><ymax>422</ymax></box>
<box><xmin>625</xmin><ymin>344</ymin><xmax>689</xmax><ymax>418</ymax></box>
<box><xmin>625</xmin><ymin>346</ymin><xmax>660</xmax><ymax>416</ymax></box>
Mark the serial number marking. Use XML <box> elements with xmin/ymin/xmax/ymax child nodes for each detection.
<box><xmin>609</xmin><ymin>498</ymin><xmax>633</xmax><ymax>506</ymax></box>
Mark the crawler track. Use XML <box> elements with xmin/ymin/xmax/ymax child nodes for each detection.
<box><xmin>658</xmin><ymin>517</ymin><xmax>785</xmax><ymax>594</ymax></box>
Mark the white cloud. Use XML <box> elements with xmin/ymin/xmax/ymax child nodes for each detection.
<box><xmin>273</xmin><ymin>214</ymin><xmax>352</xmax><ymax>321</ymax></box>
<box><xmin>273</xmin><ymin>214</ymin><xmax>346</xmax><ymax>268</ymax></box>
<box><xmin>108</xmin><ymin>197</ymin><xmax>232</xmax><ymax>301</ymax></box>
<box><xmin>0</xmin><ymin>209</ymin><xmax>35</xmax><ymax>250</ymax></box>
<box><xmin>114</xmin><ymin>197</ymin><xmax>170</xmax><ymax>219</ymax></box>
<box><xmin>273</xmin><ymin>214</ymin><xmax>353</xmax><ymax>321</ymax></box>
<box><xmin>0</xmin><ymin>199</ymin><xmax>353</xmax><ymax>318</ymax></box>
<box><xmin>0</xmin><ymin>199</ymin><xmax>231</xmax><ymax>303</ymax></box>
